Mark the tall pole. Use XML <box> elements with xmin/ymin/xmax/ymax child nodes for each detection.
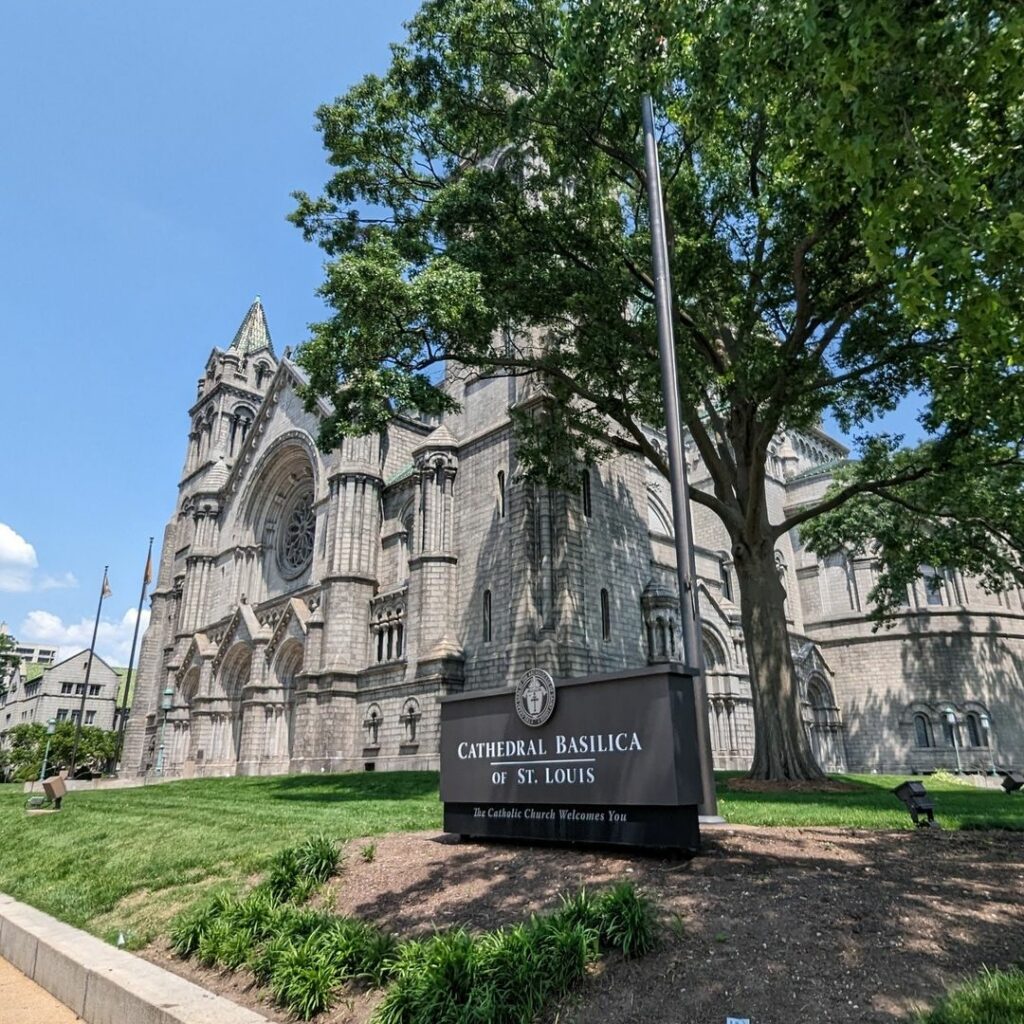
<box><xmin>69</xmin><ymin>567</ymin><xmax>109</xmax><ymax>776</ymax></box>
<box><xmin>114</xmin><ymin>537</ymin><xmax>153</xmax><ymax>770</ymax></box>
<box><xmin>642</xmin><ymin>94</ymin><xmax>720</xmax><ymax>819</ymax></box>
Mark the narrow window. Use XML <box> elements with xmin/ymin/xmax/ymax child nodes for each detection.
<box><xmin>396</xmin><ymin>623</ymin><xmax>404</xmax><ymax>657</ymax></box>
<box><xmin>913</xmin><ymin>714</ymin><xmax>932</xmax><ymax>748</ymax></box>
<box><xmin>376</xmin><ymin>626</ymin><xmax>384</xmax><ymax>664</ymax></box>
<box><xmin>582</xmin><ymin>470</ymin><xmax>592</xmax><ymax>518</ymax></box>
<box><xmin>966</xmin><ymin>713</ymin><xmax>983</xmax><ymax>747</ymax></box>
<box><xmin>719</xmin><ymin>555</ymin><xmax>733</xmax><ymax>601</ymax></box>
<box><xmin>600</xmin><ymin>588</ymin><xmax>611</xmax><ymax>641</ymax></box>
<box><xmin>483</xmin><ymin>589</ymin><xmax>492</xmax><ymax>642</ymax></box>
<box><xmin>497</xmin><ymin>471</ymin><xmax>506</xmax><ymax>518</ymax></box>
<box><xmin>386</xmin><ymin>625</ymin><xmax>394</xmax><ymax>661</ymax></box>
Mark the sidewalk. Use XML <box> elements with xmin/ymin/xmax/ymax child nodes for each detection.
<box><xmin>1</xmin><ymin>956</ymin><xmax>81</xmax><ymax>1023</ymax></box>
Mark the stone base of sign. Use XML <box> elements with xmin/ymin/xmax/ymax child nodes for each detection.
<box><xmin>444</xmin><ymin>802</ymin><xmax>699</xmax><ymax>852</ymax></box>
<box><xmin>440</xmin><ymin>664</ymin><xmax>705</xmax><ymax>853</ymax></box>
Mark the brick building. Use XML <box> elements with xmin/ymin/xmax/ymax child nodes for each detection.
<box><xmin>121</xmin><ymin>300</ymin><xmax>1024</xmax><ymax>778</ymax></box>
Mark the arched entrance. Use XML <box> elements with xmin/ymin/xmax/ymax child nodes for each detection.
<box><xmin>805</xmin><ymin>675</ymin><xmax>847</xmax><ymax>773</ymax></box>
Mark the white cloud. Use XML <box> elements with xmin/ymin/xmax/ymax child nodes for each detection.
<box><xmin>19</xmin><ymin>606</ymin><xmax>152</xmax><ymax>666</ymax></box>
<box><xmin>39</xmin><ymin>571</ymin><xmax>79</xmax><ymax>591</ymax></box>
<box><xmin>0</xmin><ymin>522</ymin><xmax>38</xmax><ymax>592</ymax></box>
<box><xmin>0</xmin><ymin>522</ymin><xmax>79</xmax><ymax>593</ymax></box>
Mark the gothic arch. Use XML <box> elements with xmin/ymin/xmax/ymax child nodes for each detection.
<box><xmin>647</xmin><ymin>488</ymin><xmax>673</xmax><ymax>537</ymax></box>
<box><xmin>218</xmin><ymin>643</ymin><xmax>252</xmax><ymax>762</ymax></box>
<box><xmin>267</xmin><ymin>638</ymin><xmax>302</xmax><ymax>761</ymax></box>
<box><xmin>702</xmin><ymin>627</ymin><xmax>729</xmax><ymax>672</ymax></box>
<box><xmin>235</xmin><ymin>434</ymin><xmax>320</xmax><ymax>588</ymax></box>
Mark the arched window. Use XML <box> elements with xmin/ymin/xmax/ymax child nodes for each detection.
<box><xmin>497</xmin><ymin>471</ymin><xmax>506</xmax><ymax>518</ymax></box>
<box><xmin>401</xmin><ymin>698</ymin><xmax>421</xmax><ymax>743</ymax></box>
<box><xmin>966</xmin><ymin>712</ymin><xmax>986</xmax><ymax>747</ymax></box>
<box><xmin>255</xmin><ymin>362</ymin><xmax>271</xmax><ymax>388</ymax></box>
<box><xmin>600</xmin><ymin>588</ymin><xmax>610</xmax><ymax>641</ymax></box>
<box><xmin>582</xmin><ymin>470</ymin><xmax>592</xmax><ymax>518</ymax></box>
<box><xmin>364</xmin><ymin>704</ymin><xmax>382</xmax><ymax>746</ymax></box>
<box><xmin>913</xmin><ymin>713</ymin><xmax>932</xmax><ymax>748</ymax></box>
<box><xmin>483</xmin><ymin>590</ymin><xmax>492</xmax><ymax>642</ymax></box>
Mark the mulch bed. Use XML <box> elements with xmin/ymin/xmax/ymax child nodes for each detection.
<box><xmin>143</xmin><ymin>825</ymin><xmax>1024</xmax><ymax>1024</ymax></box>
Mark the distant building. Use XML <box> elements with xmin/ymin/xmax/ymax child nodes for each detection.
<box><xmin>0</xmin><ymin>650</ymin><xmax>121</xmax><ymax>746</ymax></box>
<box><xmin>0</xmin><ymin>622</ymin><xmax>57</xmax><ymax>669</ymax></box>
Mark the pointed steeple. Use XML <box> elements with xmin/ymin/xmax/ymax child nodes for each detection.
<box><xmin>229</xmin><ymin>296</ymin><xmax>275</xmax><ymax>357</ymax></box>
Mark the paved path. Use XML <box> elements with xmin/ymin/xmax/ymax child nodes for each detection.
<box><xmin>0</xmin><ymin>956</ymin><xmax>81</xmax><ymax>1023</ymax></box>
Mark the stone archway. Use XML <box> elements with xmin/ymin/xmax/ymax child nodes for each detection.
<box><xmin>267</xmin><ymin>639</ymin><xmax>303</xmax><ymax>767</ymax></box>
<box><xmin>805</xmin><ymin>675</ymin><xmax>847</xmax><ymax>773</ymax></box>
<box><xmin>168</xmin><ymin>667</ymin><xmax>200</xmax><ymax>773</ymax></box>
<box><xmin>219</xmin><ymin>644</ymin><xmax>252</xmax><ymax>767</ymax></box>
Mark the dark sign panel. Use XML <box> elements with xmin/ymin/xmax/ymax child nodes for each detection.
<box><xmin>440</xmin><ymin>665</ymin><xmax>702</xmax><ymax>851</ymax></box>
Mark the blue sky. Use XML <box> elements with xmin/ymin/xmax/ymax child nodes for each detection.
<box><xmin>0</xmin><ymin>2</ymin><xmax>923</xmax><ymax>665</ymax></box>
<box><xmin>0</xmin><ymin>1</ymin><xmax>419</xmax><ymax>662</ymax></box>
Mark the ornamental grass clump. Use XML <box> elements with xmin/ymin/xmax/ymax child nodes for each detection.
<box><xmin>556</xmin><ymin>882</ymin><xmax>657</xmax><ymax>957</ymax></box>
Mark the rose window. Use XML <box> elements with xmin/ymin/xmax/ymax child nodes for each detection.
<box><xmin>278</xmin><ymin>489</ymin><xmax>315</xmax><ymax>577</ymax></box>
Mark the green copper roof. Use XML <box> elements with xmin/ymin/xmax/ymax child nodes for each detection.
<box><xmin>229</xmin><ymin>297</ymin><xmax>275</xmax><ymax>357</ymax></box>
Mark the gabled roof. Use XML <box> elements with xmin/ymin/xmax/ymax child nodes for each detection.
<box><xmin>229</xmin><ymin>297</ymin><xmax>275</xmax><ymax>358</ymax></box>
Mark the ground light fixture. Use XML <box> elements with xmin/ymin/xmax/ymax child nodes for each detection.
<box><xmin>155</xmin><ymin>685</ymin><xmax>174</xmax><ymax>775</ymax></box>
<box><xmin>1001</xmin><ymin>772</ymin><xmax>1024</xmax><ymax>795</ymax></box>
<box><xmin>892</xmin><ymin>780</ymin><xmax>939</xmax><ymax>827</ymax></box>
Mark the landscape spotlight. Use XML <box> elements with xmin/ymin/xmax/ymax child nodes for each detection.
<box><xmin>892</xmin><ymin>780</ymin><xmax>939</xmax><ymax>828</ymax></box>
<box><xmin>1001</xmin><ymin>772</ymin><xmax>1024</xmax><ymax>796</ymax></box>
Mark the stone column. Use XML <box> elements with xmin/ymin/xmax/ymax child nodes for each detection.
<box><xmin>408</xmin><ymin>428</ymin><xmax>464</xmax><ymax>685</ymax></box>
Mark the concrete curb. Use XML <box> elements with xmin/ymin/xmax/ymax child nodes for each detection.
<box><xmin>0</xmin><ymin>893</ymin><xmax>273</xmax><ymax>1024</ymax></box>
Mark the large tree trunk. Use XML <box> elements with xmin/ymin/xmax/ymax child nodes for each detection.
<box><xmin>732</xmin><ymin>536</ymin><xmax>824</xmax><ymax>780</ymax></box>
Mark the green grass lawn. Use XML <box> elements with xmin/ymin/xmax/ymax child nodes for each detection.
<box><xmin>0</xmin><ymin>773</ymin><xmax>440</xmax><ymax>947</ymax></box>
<box><xmin>0</xmin><ymin>770</ymin><xmax>1020</xmax><ymax>948</ymax></box>
<box><xmin>715</xmin><ymin>771</ymin><xmax>1024</xmax><ymax>831</ymax></box>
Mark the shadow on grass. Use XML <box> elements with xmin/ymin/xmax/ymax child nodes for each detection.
<box><xmin>261</xmin><ymin>770</ymin><xmax>440</xmax><ymax>803</ymax></box>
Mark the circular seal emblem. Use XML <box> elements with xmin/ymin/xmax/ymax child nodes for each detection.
<box><xmin>514</xmin><ymin>668</ymin><xmax>556</xmax><ymax>728</ymax></box>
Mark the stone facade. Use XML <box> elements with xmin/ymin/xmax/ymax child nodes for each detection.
<box><xmin>122</xmin><ymin>300</ymin><xmax>1024</xmax><ymax>779</ymax></box>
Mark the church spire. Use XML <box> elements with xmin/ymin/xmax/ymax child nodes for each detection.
<box><xmin>229</xmin><ymin>296</ymin><xmax>275</xmax><ymax>357</ymax></box>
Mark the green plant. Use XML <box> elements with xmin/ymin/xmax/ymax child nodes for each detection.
<box><xmin>169</xmin><ymin>890</ymin><xmax>236</xmax><ymax>957</ymax></box>
<box><xmin>913</xmin><ymin>967</ymin><xmax>1024</xmax><ymax>1023</ymax></box>
<box><xmin>595</xmin><ymin>882</ymin><xmax>658</xmax><ymax>958</ymax></box>
<box><xmin>269</xmin><ymin>934</ymin><xmax>341</xmax><ymax>1020</ymax></box>
<box><xmin>297</xmin><ymin>833</ymin><xmax>339</xmax><ymax>884</ymax></box>
<box><xmin>360</xmin><ymin>842</ymin><xmax>377</xmax><ymax>863</ymax></box>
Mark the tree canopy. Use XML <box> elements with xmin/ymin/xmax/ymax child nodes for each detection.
<box><xmin>292</xmin><ymin>0</ymin><xmax>1024</xmax><ymax>778</ymax></box>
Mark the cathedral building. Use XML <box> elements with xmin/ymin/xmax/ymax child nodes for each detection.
<box><xmin>122</xmin><ymin>300</ymin><xmax>1024</xmax><ymax>779</ymax></box>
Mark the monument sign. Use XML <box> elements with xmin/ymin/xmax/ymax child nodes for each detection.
<box><xmin>440</xmin><ymin>664</ymin><xmax>702</xmax><ymax>851</ymax></box>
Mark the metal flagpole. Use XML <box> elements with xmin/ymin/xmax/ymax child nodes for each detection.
<box><xmin>69</xmin><ymin>566</ymin><xmax>110</xmax><ymax>776</ymax></box>
<box><xmin>113</xmin><ymin>537</ymin><xmax>153</xmax><ymax>770</ymax></box>
<box><xmin>641</xmin><ymin>94</ymin><xmax>720</xmax><ymax>819</ymax></box>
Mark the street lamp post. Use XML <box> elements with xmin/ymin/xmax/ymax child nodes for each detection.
<box><xmin>155</xmin><ymin>686</ymin><xmax>174</xmax><ymax>775</ymax></box>
<box><xmin>980</xmin><ymin>714</ymin><xmax>996</xmax><ymax>775</ymax></box>
<box><xmin>944</xmin><ymin>708</ymin><xmax>962</xmax><ymax>774</ymax></box>
<box><xmin>39</xmin><ymin>718</ymin><xmax>57</xmax><ymax>783</ymax></box>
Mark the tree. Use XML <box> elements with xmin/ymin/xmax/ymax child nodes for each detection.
<box><xmin>0</xmin><ymin>630</ymin><xmax>19</xmax><ymax>698</ymax></box>
<box><xmin>3</xmin><ymin>722</ymin><xmax>117</xmax><ymax>782</ymax></box>
<box><xmin>291</xmin><ymin>0</ymin><xmax>1024</xmax><ymax>779</ymax></box>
